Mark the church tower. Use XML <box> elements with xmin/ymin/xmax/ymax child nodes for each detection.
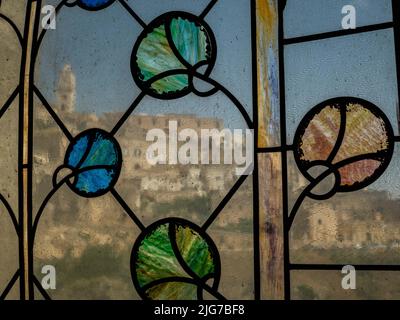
<box><xmin>56</xmin><ymin>64</ymin><xmax>76</xmax><ymax>113</ymax></box>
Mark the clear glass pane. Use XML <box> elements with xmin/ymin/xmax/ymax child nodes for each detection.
<box><xmin>0</xmin><ymin>0</ymin><xmax>22</xmax><ymax>300</ymax></box>
<box><xmin>32</xmin><ymin>0</ymin><xmax>254</xmax><ymax>300</ymax></box>
<box><xmin>289</xmin><ymin>144</ymin><xmax>400</xmax><ymax>265</ymax></box>
<box><xmin>284</xmin><ymin>0</ymin><xmax>393</xmax><ymax>39</ymax></box>
<box><xmin>285</xmin><ymin>29</ymin><xmax>399</xmax><ymax>144</ymax></box>
<box><xmin>292</xmin><ymin>270</ymin><xmax>400</xmax><ymax>299</ymax></box>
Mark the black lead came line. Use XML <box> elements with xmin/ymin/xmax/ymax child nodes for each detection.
<box><xmin>110</xmin><ymin>91</ymin><xmax>146</xmax><ymax>136</ymax></box>
<box><xmin>0</xmin><ymin>86</ymin><xmax>19</xmax><ymax>119</ymax></box>
<box><xmin>283</xmin><ymin>2</ymin><xmax>400</xmax><ymax>297</ymax></box>
<box><xmin>31</xmin><ymin>164</ymin><xmax>118</xmax><ymax>247</ymax></box>
<box><xmin>199</xmin><ymin>0</ymin><xmax>218</xmax><ymax>20</ymax></box>
<box><xmin>142</xmin><ymin>276</ymin><xmax>226</xmax><ymax>301</ymax></box>
<box><xmin>110</xmin><ymin>188</ymin><xmax>146</xmax><ymax>232</ymax></box>
<box><xmin>0</xmin><ymin>192</ymin><xmax>19</xmax><ymax>236</ymax></box>
<box><xmin>0</xmin><ymin>13</ymin><xmax>23</xmax><ymax>45</ymax></box>
<box><xmin>33</xmin><ymin>85</ymin><xmax>73</xmax><ymax>141</ymax></box>
<box><xmin>17</xmin><ymin>0</ymin><xmax>29</xmax><ymax>301</ymax></box>
<box><xmin>287</xmin><ymin>151</ymin><xmax>389</xmax><ymax>231</ymax></box>
<box><xmin>118</xmin><ymin>0</ymin><xmax>147</xmax><ymax>29</ymax></box>
<box><xmin>138</xmin><ymin>69</ymin><xmax>252</xmax><ymax>129</ymax></box>
<box><xmin>250</xmin><ymin>0</ymin><xmax>260</xmax><ymax>301</ymax></box>
<box><xmin>202</xmin><ymin>174</ymin><xmax>249</xmax><ymax>231</ymax></box>
<box><xmin>168</xmin><ymin>222</ymin><xmax>226</xmax><ymax>300</ymax></box>
<box><xmin>0</xmin><ymin>269</ymin><xmax>20</xmax><ymax>300</ymax></box>
<box><xmin>257</xmin><ymin>145</ymin><xmax>293</xmax><ymax>153</ymax></box>
<box><xmin>326</xmin><ymin>106</ymin><xmax>347</xmax><ymax>164</ymax></box>
<box><xmin>278</xmin><ymin>0</ymin><xmax>291</xmax><ymax>301</ymax></box>
<box><xmin>194</xmin><ymin>72</ymin><xmax>254</xmax><ymax>129</ymax></box>
<box><xmin>284</xmin><ymin>21</ymin><xmax>394</xmax><ymax>45</ymax></box>
<box><xmin>284</xmin><ymin>0</ymin><xmax>400</xmax><ymax>288</ymax></box>
<box><xmin>287</xmin><ymin>167</ymin><xmax>335</xmax><ymax>231</ymax></box>
<box><xmin>19</xmin><ymin>0</ymin><xmax>43</xmax><ymax>301</ymax></box>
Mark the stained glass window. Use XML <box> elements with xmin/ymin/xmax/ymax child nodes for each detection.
<box><xmin>0</xmin><ymin>0</ymin><xmax>257</xmax><ymax>300</ymax></box>
<box><xmin>1</xmin><ymin>0</ymin><xmax>400</xmax><ymax>302</ymax></box>
<box><xmin>281</xmin><ymin>0</ymin><xmax>400</xmax><ymax>299</ymax></box>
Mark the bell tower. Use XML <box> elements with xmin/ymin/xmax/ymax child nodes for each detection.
<box><xmin>56</xmin><ymin>64</ymin><xmax>76</xmax><ymax>113</ymax></box>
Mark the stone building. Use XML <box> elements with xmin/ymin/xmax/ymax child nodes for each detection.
<box><xmin>56</xmin><ymin>64</ymin><xmax>76</xmax><ymax>113</ymax></box>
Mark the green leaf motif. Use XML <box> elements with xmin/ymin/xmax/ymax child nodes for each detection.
<box><xmin>133</xmin><ymin>220</ymin><xmax>217</xmax><ymax>300</ymax></box>
<box><xmin>132</xmin><ymin>13</ymin><xmax>214</xmax><ymax>98</ymax></box>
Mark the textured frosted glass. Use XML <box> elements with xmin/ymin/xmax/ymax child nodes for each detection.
<box><xmin>292</xmin><ymin>271</ymin><xmax>400</xmax><ymax>300</ymax></box>
<box><xmin>285</xmin><ymin>29</ymin><xmax>398</xmax><ymax>143</ymax></box>
<box><xmin>284</xmin><ymin>0</ymin><xmax>392</xmax><ymax>39</ymax></box>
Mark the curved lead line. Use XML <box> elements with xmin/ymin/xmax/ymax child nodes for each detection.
<box><xmin>188</xmin><ymin>67</ymin><xmax>218</xmax><ymax>96</ymax></box>
<box><xmin>143</xmin><ymin>69</ymin><xmax>189</xmax><ymax>88</ymax></box>
<box><xmin>135</xmin><ymin>73</ymin><xmax>252</xmax><ymax>130</ymax></box>
<box><xmin>196</xmin><ymin>273</ymin><xmax>218</xmax><ymax>300</ymax></box>
<box><xmin>140</xmin><ymin>276</ymin><xmax>197</xmax><ymax>293</ymax></box>
<box><xmin>163</xmin><ymin>12</ymin><xmax>216</xmax><ymax>76</ymax></box>
<box><xmin>141</xmin><ymin>68</ymin><xmax>215</xmax><ymax>95</ymax></box>
<box><xmin>65</xmin><ymin>0</ymin><xmax>79</xmax><ymax>7</ymax></box>
<box><xmin>33</xmin><ymin>275</ymin><xmax>51</xmax><ymax>300</ymax></box>
<box><xmin>30</xmin><ymin>164</ymin><xmax>115</xmax><ymax>248</ymax></box>
<box><xmin>191</xmin><ymin>84</ymin><xmax>219</xmax><ymax>97</ymax></box>
<box><xmin>168</xmin><ymin>222</ymin><xmax>224</xmax><ymax>300</ymax></box>
<box><xmin>0</xmin><ymin>193</ymin><xmax>19</xmax><ymax>236</ymax></box>
<box><xmin>326</xmin><ymin>105</ymin><xmax>347</xmax><ymax>164</ymax></box>
<box><xmin>168</xmin><ymin>222</ymin><xmax>208</xmax><ymax>283</ymax></box>
<box><xmin>193</xmin><ymin>72</ymin><xmax>254</xmax><ymax>129</ymax></box>
<box><xmin>333</xmin><ymin>150</ymin><xmax>389</xmax><ymax>168</ymax></box>
<box><xmin>195</xmin><ymin>280</ymin><xmax>227</xmax><ymax>300</ymax></box>
<box><xmin>192</xmin><ymin>59</ymin><xmax>213</xmax><ymax>78</ymax></box>
<box><xmin>73</xmin><ymin>133</ymin><xmax>96</xmax><ymax>171</ymax></box>
<box><xmin>140</xmin><ymin>275</ymin><xmax>226</xmax><ymax>301</ymax></box>
<box><xmin>0</xmin><ymin>86</ymin><xmax>19</xmax><ymax>120</ymax></box>
<box><xmin>0</xmin><ymin>13</ymin><xmax>23</xmax><ymax>45</ymax></box>
<box><xmin>164</xmin><ymin>18</ymin><xmax>194</xmax><ymax>72</ymax></box>
<box><xmin>280</xmin><ymin>0</ymin><xmax>287</xmax><ymax>12</ymax></box>
<box><xmin>288</xmin><ymin>150</ymin><xmax>390</xmax><ymax>230</ymax></box>
<box><xmin>288</xmin><ymin>168</ymin><xmax>338</xmax><ymax>230</ymax></box>
<box><xmin>52</xmin><ymin>164</ymin><xmax>74</xmax><ymax>188</ymax></box>
<box><xmin>188</xmin><ymin>67</ymin><xmax>219</xmax><ymax>97</ymax></box>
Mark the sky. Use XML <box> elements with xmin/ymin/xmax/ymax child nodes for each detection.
<box><xmin>284</xmin><ymin>0</ymin><xmax>393</xmax><ymax>39</ymax></box>
<box><xmin>37</xmin><ymin>0</ymin><xmax>400</xmax><ymax>198</ymax></box>
<box><xmin>37</xmin><ymin>0</ymin><xmax>252</xmax><ymax>130</ymax></box>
